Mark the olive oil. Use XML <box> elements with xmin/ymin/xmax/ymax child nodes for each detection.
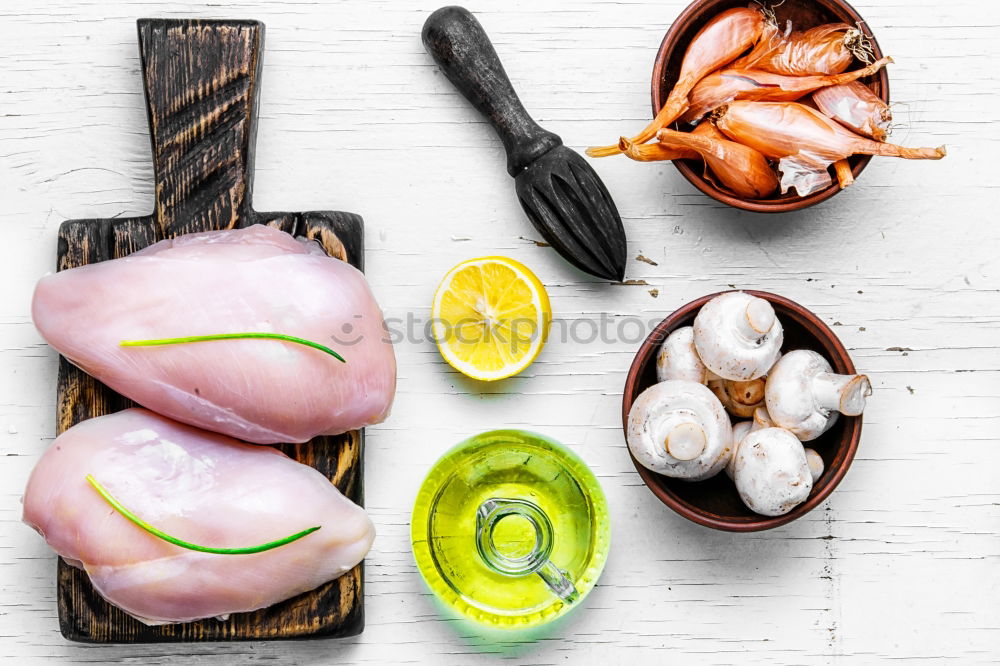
<box><xmin>411</xmin><ymin>430</ymin><xmax>610</xmax><ymax>628</ymax></box>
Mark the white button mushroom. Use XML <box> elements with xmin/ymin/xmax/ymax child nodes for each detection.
<box><xmin>693</xmin><ymin>292</ymin><xmax>783</xmax><ymax>381</ymax></box>
<box><xmin>655</xmin><ymin>326</ymin><xmax>709</xmax><ymax>384</ymax></box>
<box><xmin>627</xmin><ymin>380</ymin><xmax>734</xmax><ymax>481</ymax></box>
<box><xmin>724</xmin><ymin>420</ymin><xmax>754</xmax><ymax>480</ymax></box>
<box><xmin>708</xmin><ymin>376</ymin><xmax>766</xmax><ymax>418</ymax></box>
<box><xmin>765</xmin><ymin>349</ymin><xmax>872</xmax><ymax>441</ymax></box>
<box><xmin>733</xmin><ymin>427</ymin><xmax>813</xmax><ymax>517</ymax></box>
<box><xmin>804</xmin><ymin>448</ymin><xmax>824</xmax><ymax>482</ymax></box>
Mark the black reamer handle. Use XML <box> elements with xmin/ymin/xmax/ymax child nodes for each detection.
<box><xmin>422</xmin><ymin>6</ymin><xmax>561</xmax><ymax>177</ymax></box>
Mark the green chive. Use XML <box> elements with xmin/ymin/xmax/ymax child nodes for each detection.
<box><xmin>119</xmin><ymin>332</ymin><xmax>345</xmax><ymax>363</ymax></box>
<box><xmin>86</xmin><ymin>474</ymin><xmax>321</xmax><ymax>555</ymax></box>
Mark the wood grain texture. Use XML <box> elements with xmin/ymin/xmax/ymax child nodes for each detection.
<box><xmin>52</xmin><ymin>18</ymin><xmax>366</xmax><ymax>643</ymax></box>
<box><xmin>1</xmin><ymin>0</ymin><xmax>998</xmax><ymax>664</ymax></box>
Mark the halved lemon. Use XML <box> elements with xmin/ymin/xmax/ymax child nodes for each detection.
<box><xmin>431</xmin><ymin>256</ymin><xmax>551</xmax><ymax>381</ymax></box>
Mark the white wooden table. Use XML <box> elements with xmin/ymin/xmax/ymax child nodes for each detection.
<box><xmin>2</xmin><ymin>0</ymin><xmax>998</xmax><ymax>663</ymax></box>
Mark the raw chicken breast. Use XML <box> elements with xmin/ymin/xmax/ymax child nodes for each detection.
<box><xmin>23</xmin><ymin>408</ymin><xmax>374</xmax><ymax>625</ymax></box>
<box><xmin>32</xmin><ymin>224</ymin><xmax>396</xmax><ymax>443</ymax></box>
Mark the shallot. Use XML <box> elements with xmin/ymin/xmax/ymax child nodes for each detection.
<box><xmin>653</xmin><ymin>129</ymin><xmax>778</xmax><ymax>199</ymax></box>
<box><xmin>587</xmin><ymin>7</ymin><xmax>766</xmax><ymax>157</ymax></box>
<box><xmin>731</xmin><ymin>23</ymin><xmax>872</xmax><ymax>76</ymax></box>
<box><xmin>618</xmin><ymin>122</ymin><xmax>722</xmax><ymax>162</ymax></box>
<box><xmin>715</xmin><ymin>101</ymin><xmax>945</xmax><ymax>196</ymax></box>
<box><xmin>681</xmin><ymin>56</ymin><xmax>892</xmax><ymax>124</ymax></box>
<box><xmin>584</xmin><ymin>4</ymin><xmax>941</xmax><ymax>203</ymax></box>
<box><xmin>812</xmin><ymin>80</ymin><xmax>892</xmax><ymax>141</ymax></box>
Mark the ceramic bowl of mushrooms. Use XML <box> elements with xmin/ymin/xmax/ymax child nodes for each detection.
<box><xmin>622</xmin><ymin>290</ymin><xmax>870</xmax><ymax>531</ymax></box>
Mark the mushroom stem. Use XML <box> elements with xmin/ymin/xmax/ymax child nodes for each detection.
<box><xmin>812</xmin><ymin>372</ymin><xmax>872</xmax><ymax>416</ymax></box>
<box><xmin>738</xmin><ymin>297</ymin><xmax>777</xmax><ymax>340</ymax></box>
<box><xmin>752</xmin><ymin>406</ymin><xmax>775</xmax><ymax>430</ymax></box>
<box><xmin>665</xmin><ymin>422</ymin><xmax>708</xmax><ymax>461</ymax></box>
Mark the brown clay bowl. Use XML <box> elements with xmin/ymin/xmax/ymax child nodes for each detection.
<box><xmin>622</xmin><ymin>290</ymin><xmax>862</xmax><ymax>531</ymax></box>
<box><xmin>652</xmin><ymin>0</ymin><xmax>889</xmax><ymax>212</ymax></box>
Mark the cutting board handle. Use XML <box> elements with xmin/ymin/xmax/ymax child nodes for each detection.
<box><xmin>137</xmin><ymin>19</ymin><xmax>263</xmax><ymax>237</ymax></box>
<box><xmin>422</xmin><ymin>6</ymin><xmax>561</xmax><ymax>177</ymax></box>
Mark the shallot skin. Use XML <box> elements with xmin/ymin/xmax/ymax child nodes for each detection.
<box><xmin>656</xmin><ymin>129</ymin><xmax>778</xmax><ymax>199</ymax></box>
<box><xmin>732</xmin><ymin>23</ymin><xmax>865</xmax><ymax>76</ymax></box>
<box><xmin>22</xmin><ymin>408</ymin><xmax>375</xmax><ymax>625</ymax></box>
<box><xmin>619</xmin><ymin>121</ymin><xmax>723</xmax><ymax>162</ymax></box>
<box><xmin>619</xmin><ymin>142</ymin><xmax>698</xmax><ymax>162</ymax></box>
<box><xmin>681</xmin><ymin>57</ymin><xmax>892</xmax><ymax>125</ymax></box>
<box><xmin>813</xmin><ymin>80</ymin><xmax>892</xmax><ymax>141</ymax></box>
<box><xmin>717</xmin><ymin>101</ymin><xmax>943</xmax><ymax>161</ymax></box>
<box><xmin>31</xmin><ymin>224</ymin><xmax>397</xmax><ymax>444</ymax></box>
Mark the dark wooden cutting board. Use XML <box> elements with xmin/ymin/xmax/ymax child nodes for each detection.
<box><xmin>54</xmin><ymin>18</ymin><xmax>366</xmax><ymax>642</ymax></box>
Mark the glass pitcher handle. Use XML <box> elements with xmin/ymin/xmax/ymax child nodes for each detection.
<box><xmin>536</xmin><ymin>560</ymin><xmax>579</xmax><ymax>604</ymax></box>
